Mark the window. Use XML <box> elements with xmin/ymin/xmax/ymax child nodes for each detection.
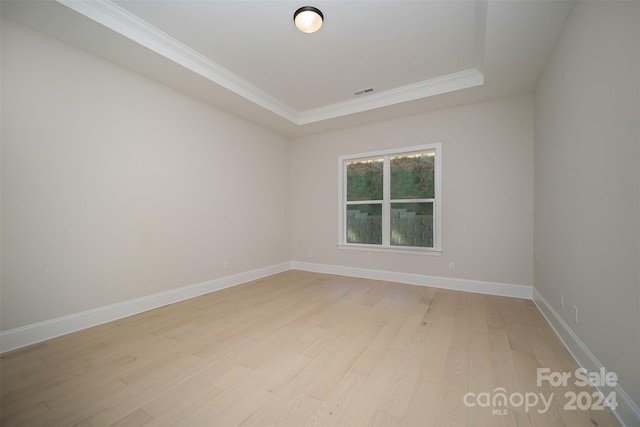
<box><xmin>338</xmin><ymin>144</ymin><xmax>441</xmax><ymax>253</ymax></box>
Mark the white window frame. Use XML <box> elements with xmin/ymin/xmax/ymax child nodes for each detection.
<box><xmin>337</xmin><ymin>143</ymin><xmax>442</xmax><ymax>255</ymax></box>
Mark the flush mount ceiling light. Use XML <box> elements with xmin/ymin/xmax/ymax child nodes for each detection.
<box><xmin>294</xmin><ymin>6</ymin><xmax>324</xmax><ymax>33</ymax></box>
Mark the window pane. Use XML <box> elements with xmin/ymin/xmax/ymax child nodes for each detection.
<box><xmin>347</xmin><ymin>159</ymin><xmax>383</xmax><ymax>201</ymax></box>
<box><xmin>390</xmin><ymin>152</ymin><xmax>435</xmax><ymax>199</ymax></box>
<box><xmin>390</xmin><ymin>202</ymin><xmax>433</xmax><ymax>247</ymax></box>
<box><xmin>346</xmin><ymin>204</ymin><xmax>382</xmax><ymax>244</ymax></box>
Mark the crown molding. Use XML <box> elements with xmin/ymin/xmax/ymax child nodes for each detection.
<box><xmin>297</xmin><ymin>69</ymin><xmax>484</xmax><ymax>125</ymax></box>
<box><xmin>56</xmin><ymin>0</ymin><xmax>486</xmax><ymax>126</ymax></box>
<box><xmin>56</xmin><ymin>0</ymin><xmax>299</xmax><ymax>123</ymax></box>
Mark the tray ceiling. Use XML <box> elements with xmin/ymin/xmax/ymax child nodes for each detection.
<box><xmin>1</xmin><ymin>0</ymin><xmax>573</xmax><ymax>136</ymax></box>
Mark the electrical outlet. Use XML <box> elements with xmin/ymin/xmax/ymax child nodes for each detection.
<box><xmin>307</xmin><ymin>250</ymin><xmax>314</xmax><ymax>258</ymax></box>
<box><xmin>448</xmin><ymin>262</ymin><xmax>455</xmax><ymax>271</ymax></box>
<box><xmin>223</xmin><ymin>260</ymin><xmax>229</xmax><ymax>270</ymax></box>
<box><xmin>573</xmin><ymin>305</ymin><xmax>578</xmax><ymax>323</ymax></box>
<box><xmin>561</xmin><ymin>295</ymin><xmax>564</xmax><ymax>309</ymax></box>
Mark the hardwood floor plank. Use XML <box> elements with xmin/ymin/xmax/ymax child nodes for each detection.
<box><xmin>433</xmin><ymin>347</ymin><xmax>469</xmax><ymax>427</ymax></box>
<box><xmin>378</xmin><ymin>318</ymin><xmax>430</xmax><ymax>419</ymax></box>
<box><xmin>511</xmin><ymin>349</ymin><xmax>565</xmax><ymax>427</ymax></box>
<box><xmin>467</xmin><ymin>325</ymin><xmax>496</xmax><ymax>427</ymax></box>
<box><xmin>254</xmin><ymin>351</ymin><xmax>311</xmax><ymax>393</ymax></box>
<box><xmin>33</xmin><ymin>378</ymin><xmax>127</xmax><ymax>426</ymax></box>
<box><xmin>336</xmin><ymin>348</ymin><xmax>406</xmax><ymax>427</ymax></box>
<box><xmin>418</xmin><ymin>315</ymin><xmax>455</xmax><ymax>383</ymax></box>
<box><xmin>298</xmin><ymin>327</ymin><xmax>340</xmax><ymax>359</ymax></box>
<box><xmin>140</xmin><ymin>373</ymin><xmax>223</xmax><ymax>426</ymax></box>
<box><xmin>0</xmin><ymin>400</ymin><xmax>51</xmax><ymax>426</ymax></box>
<box><xmin>1</xmin><ymin>355</ymin><xmax>136</xmax><ymax>421</ymax></box>
<box><xmin>175</xmin><ymin>376</ymin><xmax>271</xmax><ymax>426</ymax></box>
<box><xmin>71</xmin><ymin>354</ymin><xmax>208</xmax><ymax>426</ymax></box>
<box><xmin>389</xmin><ymin>302</ymin><xmax>430</xmax><ymax>351</ymax></box>
<box><xmin>349</xmin><ymin>312</ymin><xmax>406</xmax><ymax>376</ymax></box>
<box><xmin>304</xmin><ymin>372</ymin><xmax>364</xmax><ymax>427</ymax></box>
<box><xmin>401</xmin><ymin>379</ymin><xmax>440</xmax><ymax>426</ymax></box>
<box><xmin>304</xmin><ymin>320</ymin><xmax>384</xmax><ymax>400</ymax></box>
<box><xmin>212</xmin><ymin>364</ymin><xmax>254</xmax><ymax>391</ymax></box>
<box><xmin>240</xmin><ymin>390</ymin><xmax>322</xmax><ymax>426</ymax></box>
<box><xmin>370</xmin><ymin>409</ymin><xmax>401</xmax><ymax>426</ymax></box>
<box><xmin>109</xmin><ymin>408</ymin><xmax>153</xmax><ymax>427</ymax></box>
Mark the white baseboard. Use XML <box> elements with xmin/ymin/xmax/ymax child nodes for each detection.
<box><xmin>532</xmin><ymin>288</ymin><xmax>640</xmax><ymax>427</ymax></box>
<box><xmin>290</xmin><ymin>261</ymin><xmax>532</xmax><ymax>299</ymax></box>
<box><xmin>0</xmin><ymin>262</ymin><xmax>292</xmax><ymax>354</ymax></box>
<box><xmin>0</xmin><ymin>261</ymin><xmax>531</xmax><ymax>354</ymax></box>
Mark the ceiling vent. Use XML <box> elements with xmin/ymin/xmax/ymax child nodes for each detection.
<box><xmin>354</xmin><ymin>87</ymin><xmax>374</xmax><ymax>96</ymax></box>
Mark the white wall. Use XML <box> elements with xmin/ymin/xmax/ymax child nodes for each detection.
<box><xmin>0</xmin><ymin>19</ymin><xmax>291</xmax><ymax>331</ymax></box>
<box><xmin>291</xmin><ymin>94</ymin><xmax>534</xmax><ymax>289</ymax></box>
<box><xmin>535</xmin><ymin>0</ymin><xmax>640</xmax><ymax>409</ymax></box>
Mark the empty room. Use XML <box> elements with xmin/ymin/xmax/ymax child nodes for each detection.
<box><xmin>1</xmin><ymin>0</ymin><xmax>638</xmax><ymax>426</ymax></box>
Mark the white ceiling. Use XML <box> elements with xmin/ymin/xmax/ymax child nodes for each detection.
<box><xmin>1</xmin><ymin>0</ymin><xmax>573</xmax><ymax>137</ymax></box>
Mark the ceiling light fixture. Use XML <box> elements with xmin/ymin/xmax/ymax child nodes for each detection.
<box><xmin>294</xmin><ymin>6</ymin><xmax>323</xmax><ymax>33</ymax></box>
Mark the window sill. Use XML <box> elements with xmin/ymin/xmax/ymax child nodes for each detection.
<box><xmin>338</xmin><ymin>244</ymin><xmax>442</xmax><ymax>256</ymax></box>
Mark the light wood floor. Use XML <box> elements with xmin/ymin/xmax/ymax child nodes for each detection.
<box><xmin>1</xmin><ymin>271</ymin><xmax>620</xmax><ymax>426</ymax></box>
